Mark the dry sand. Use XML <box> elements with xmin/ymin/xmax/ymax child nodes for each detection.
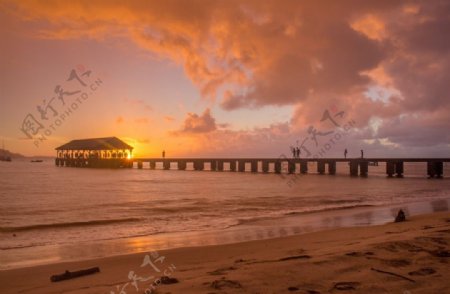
<box><xmin>1</xmin><ymin>212</ymin><xmax>449</xmax><ymax>294</ymax></box>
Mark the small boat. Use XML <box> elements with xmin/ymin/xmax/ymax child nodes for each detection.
<box><xmin>31</xmin><ymin>159</ymin><xmax>44</xmax><ymax>163</ymax></box>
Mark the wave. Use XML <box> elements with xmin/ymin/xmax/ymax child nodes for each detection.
<box><xmin>0</xmin><ymin>217</ymin><xmax>142</xmax><ymax>233</ymax></box>
<box><xmin>284</xmin><ymin>204</ymin><xmax>374</xmax><ymax>216</ymax></box>
<box><xmin>318</xmin><ymin>199</ymin><xmax>363</xmax><ymax>205</ymax></box>
<box><xmin>233</xmin><ymin>204</ymin><xmax>375</xmax><ymax>226</ymax></box>
<box><xmin>0</xmin><ymin>243</ymin><xmax>46</xmax><ymax>250</ymax></box>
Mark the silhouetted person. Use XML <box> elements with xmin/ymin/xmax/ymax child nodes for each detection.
<box><xmin>344</xmin><ymin>149</ymin><xmax>348</xmax><ymax>159</ymax></box>
<box><xmin>291</xmin><ymin>147</ymin><xmax>296</xmax><ymax>158</ymax></box>
<box><xmin>162</xmin><ymin>150</ymin><xmax>165</xmax><ymax>158</ymax></box>
<box><xmin>395</xmin><ymin>209</ymin><xmax>406</xmax><ymax>222</ymax></box>
<box><xmin>296</xmin><ymin>147</ymin><xmax>300</xmax><ymax>158</ymax></box>
<box><xmin>361</xmin><ymin>149</ymin><xmax>364</xmax><ymax>159</ymax></box>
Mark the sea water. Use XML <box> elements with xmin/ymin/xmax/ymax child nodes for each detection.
<box><xmin>1</xmin><ymin>159</ymin><xmax>449</xmax><ymax>269</ymax></box>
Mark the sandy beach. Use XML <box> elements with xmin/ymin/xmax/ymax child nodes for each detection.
<box><xmin>1</xmin><ymin>211</ymin><xmax>449</xmax><ymax>294</ymax></box>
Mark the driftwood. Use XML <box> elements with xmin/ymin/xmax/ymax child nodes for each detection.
<box><xmin>160</xmin><ymin>276</ymin><xmax>179</xmax><ymax>284</ymax></box>
<box><xmin>50</xmin><ymin>267</ymin><xmax>100</xmax><ymax>282</ymax></box>
<box><xmin>370</xmin><ymin>267</ymin><xmax>415</xmax><ymax>283</ymax></box>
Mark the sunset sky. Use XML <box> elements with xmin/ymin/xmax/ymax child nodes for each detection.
<box><xmin>1</xmin><ymin>0</ymin><xmax>449</xmax><ymax>157</ymax></box>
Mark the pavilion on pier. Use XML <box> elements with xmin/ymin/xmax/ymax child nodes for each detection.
<box><xmin>55</xmin><ymin>137</ymin><xmax>133</xmax><ymax>168</ymax></box>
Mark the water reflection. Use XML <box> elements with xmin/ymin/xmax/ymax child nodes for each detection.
<box><xmin>431</xmin><ymin>199</ymin><xmax>448</xmax><ymax>212</ymax></box>
<box><xmin>353</xmin><ymin>211</ymin><xmax>374</xmax><ymax>225</ymax></box>
<box><xmin>2</xmin><ymin>198</ymin><xmax>449</xmax><ymax>270</ymax></box>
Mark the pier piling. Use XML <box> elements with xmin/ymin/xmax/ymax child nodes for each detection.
<box><xmin>386</xmin><ymin>161</ymin><xmax>394</xmax><ymax>177</ymax></box>
<box><xmin>238</xmin><ymin>160</ymin><xmax>245</xmax><ymax>172</ymax></box>
<box><xmin>163</xmin><ymin>160</ymin><xmax>170</xmax><ymax>170</ymax></box>
<box><xmin>251</xmin><ymin>160</ymin><xmax>258</xmax><ymax>173</ymax></box>
<box><xmin>274</xmin><ymin>161</ymin><xmax>281</xmax><ymax>173</ymax></box>
<box><xmin>328</xmin><ymin>161</ymin><xmax>336</xmax><ymax>175</ymax></box>
<box><xmin>288</xmin><ymin>161</ymin><xmax>296</xmax><ymax>174</ymax></box>
<box><xmin>217</xmin><ymin>160</ymin><xmax>224</xmax><ymax>171</ymax></box>
<box><xmin>395</xmin><ymin>162</ymin><xmax>404</xmax><ymax>177</ymax></box>
<box><xmin>300</xmin><ymin>161</ymin><xmax>308</xmax><ymax>174</ymax></box>
<box><xmin>428</xmin><ymin>161</ymin><xmax>443</xmax><ymax>178</ymax></box>
<box><xmin>194</xmin><ymin>160</ymin><xmax>204</xmax><ymax>171</ymax></box>
<box><xmin>317</xmin><ymin>161</ymin><xmax>326</xmax><ymax>175</ymax></box>
<box><xmin>178</xmin><ymin>160</ymin><xmax>186</xmax><ymax>170</ymax></box>
<box><xmin>359</xmin><ymin>161</ymin><xmax>368</xmax><ymax>177</ymax></box>
<box><xmin>210</xmin><ymin>160</ymin><xmax>217</xmax><ymax>171</ymax></box>
<box><xmin>350</xmin><ymin>160</ymin><xmax>359</xmax><ymax>176</ymax></box>
<box><xmin>229</xmin><ymin>161</ymin><xmax>236</xmax><ymax>172</ymax></box>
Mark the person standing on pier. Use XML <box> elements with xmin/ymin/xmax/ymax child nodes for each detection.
<box><xmin>296</xmin><ymin>147</ymin><xmax>300</xmax><ymax>158</ymax></box>
<box><xmin>344</xmin><ymin>149</ymin><xmax>348</xmax><ymax>159</ymax></box>
<box><xmin>361</xmin><ymin>149</ymin><xmax>364</xmax><ymax>159</ymax></box>
<box><xmin>291</xmin><ymin>146</ymin><xmax>296</xmax><ymax>158</ymax></box>
<box><xmin>162</xmin><ymin>150</ymin><xmax>166</xmax><ymax>158</ymax></box>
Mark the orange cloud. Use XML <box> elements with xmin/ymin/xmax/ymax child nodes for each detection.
<box><xmin>2</xmin><ymin>0</ymin><xmax>389</xmax><ymax>109</ymax></box>
<box><xmin>172</xmin><ymin>108</ymin><xmax>217</xmax><ymax>135</ymax></box>
<box><xmin>350</xmin><ymin>14</ymin><xmax>386</xmax><ymax>41</ymax></box>
<box><xmin>164</xmin><ymin>116</ymin><xmax>176</xmax><ymax>123</ymax></box>
<box><xmin>176</xmin><ymin>121</ymin><xmax>293</xmax><ymax>157</ymax></box>
<box><xmin>4</xmin><ymin>0</ymin><xmax>450</xmax><ymax>155</ymax></box>
<box><xmin>116</xmin><ymin>116</ymin><xmax>124</xmax><ymax>124</ymax></box>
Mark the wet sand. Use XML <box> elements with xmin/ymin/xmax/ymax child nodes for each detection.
<box><xmin>3</xmin><ymin>199</ymin><xmax>448</xmax><ymax>271</ymax></box>
<box><xmin>1</xmin><ymin>211</ymin><xmax>449</xmax><ymax>293</ymax></box>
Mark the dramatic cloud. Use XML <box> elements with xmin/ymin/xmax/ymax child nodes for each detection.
<box><xmin>174</xmin><ymin>108</ymin><xmax>217</xmax><ymax>134</ymax></box>
<box><xmin>175</xmin><ymin>121</ymin><xmax>294</xmax><ymax>157</ymax></box>
<box><xmin>170</xmin><ymin>108</ymin><xmax>294</xmax><ymax>156</ymax></box>
<box><xmin>3</xmin><ymin>0</ymin><xmax>450</xmax><ymax>155</ymax></box>
<box><xmin>1</xmin><ymin>0</ymin><xmax>398</xmax><ymax>107</ymax></box>
<box><xmin>193</xmin><ymin>122</ymin><xmax>292</xmax><ymax>156</ymax></box>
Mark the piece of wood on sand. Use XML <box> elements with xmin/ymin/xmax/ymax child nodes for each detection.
<box><xmin>371</xmin><ymin>267</ymin><xmax>415</xmax><ymax>283</ymax></box>
<box><xmin>50</xmin><ymin>267</ymin><xmax>100</xmax><ymax>282</ymax></box>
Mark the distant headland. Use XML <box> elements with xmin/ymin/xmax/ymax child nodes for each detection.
<box><xmin>1</xmin><ymin>149</ymin><xmax>25</xmax><ymax>160</ymax></box>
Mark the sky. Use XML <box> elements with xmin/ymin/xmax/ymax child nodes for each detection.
<box><xmin>0</xmin><ymin>0</ymin><xmax>449</xmax><ymax>158</ymax></box>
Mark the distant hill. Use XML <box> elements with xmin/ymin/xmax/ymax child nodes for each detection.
<box><xmin>0</xmin><ymin>149</ymin><xmax>26</xmax><ymax>159</ymax></box>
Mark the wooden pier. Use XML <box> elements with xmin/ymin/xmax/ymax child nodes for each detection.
<box><xmin>55</xmin><ymin>156</ymin><xmax>449</xmax><ymax>178</ymax></box>
<box><xmin>121</xmin><ymin>157</ymin><xmax>447</xmax><ymax>178</ymax></box>
<box><xmin>54</xmin><ymin>137</ymin><xmax>448</xmax><ymax>178</ymax></box>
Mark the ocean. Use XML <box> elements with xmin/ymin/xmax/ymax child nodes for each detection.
<box><xmin>1</xmin><ymin>159</ymin><xmax>449</xmax><ymax>270</ymax></box>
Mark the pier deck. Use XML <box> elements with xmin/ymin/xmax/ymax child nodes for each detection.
<box><xmin>55</xmin><ymin>156</ymin><xmax>449</xmax><ymax>178</ymax></box>
<box><xmin>104</xmin><ymin>157</ymin><xmax>448</xmax><ymax>178</ymax></box>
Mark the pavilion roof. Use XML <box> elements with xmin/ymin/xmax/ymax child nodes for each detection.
<box><xmin>55</xmin><ymin>137</ymin><xmax>133</xmax><ymax>151</ymax></box>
